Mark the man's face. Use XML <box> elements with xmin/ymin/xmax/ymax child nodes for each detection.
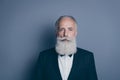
<box><xmin>57</xmin><ymin>17</ymin><xmax>77</xmax><ymax>41</ymax></box>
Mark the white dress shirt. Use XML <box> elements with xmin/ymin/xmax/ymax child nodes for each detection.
<box><xmin>58</xmin><ymin>55</ymin><xmax>74</xmax><ymax>80</ymax></box>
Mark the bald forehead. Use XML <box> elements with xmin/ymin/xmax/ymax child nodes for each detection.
<box><xmin>60</xmin><ymin>17</ymin><xmax>75</xmax><ymax>23</ymax></box>
<box><xmin>55</xmin><ymin>16</ymin><xmax>77</xmax><ymax>30</ymax></box>
<box><xmin>59</xmin><ymin>17</ymin><xmax>76</xmax><ymax>24</ymax></box>
<box><xmin>59</xmin><ymin>17</ymin><xmax>76</xmax><ymax>27</ymax></box>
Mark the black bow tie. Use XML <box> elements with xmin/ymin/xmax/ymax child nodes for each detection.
<box><xmin>59</xmin><ymin>54</ymin><xmax>73</xmax><ymax>57</ymax></box>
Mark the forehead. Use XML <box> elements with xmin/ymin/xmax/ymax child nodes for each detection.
<box><xmin>59</xmin><ymin>17</ymin><xmax>76</xmax><ymax>27</ymax></box>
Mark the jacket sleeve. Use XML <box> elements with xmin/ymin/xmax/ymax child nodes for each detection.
<box><xmin>88</xmin><ymin>53</ymin><xmax>98</xmax><ymax>80</ymax></box>
<box><xmin>34</xmin><ymin>53</ymin><xmax>45</xmax><ymax>80</ymax></box>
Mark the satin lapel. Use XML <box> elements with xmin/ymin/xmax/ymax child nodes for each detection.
<box><xmin>52</xmin><ymin>49</ymin><xmax>62</xmax><ymax>80</ymax></box>
<box><xmin>68</xmin><ymin>51</ymin><xmax>81</xmax><ymax>80</ymax></box>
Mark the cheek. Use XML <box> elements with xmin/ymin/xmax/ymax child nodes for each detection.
<box><xmin>57</xmin><ymin>31</ymin><xmax>63</xmax><ymax>37</ymax></box>
<box><xmin>69</xmin><ymin>31</ymin><xmax>76</xmax><ymax>37</ymax></box>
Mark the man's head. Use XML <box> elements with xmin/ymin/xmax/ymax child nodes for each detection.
<box><xmin>55</xmin><ymin>15</ymin><xmax>77</xmax><ymax>55</ymax></box>
<box><xmin>55</xmin><ymin>15</ymin><xmax>77</xmax><ymax>40</ymax></box>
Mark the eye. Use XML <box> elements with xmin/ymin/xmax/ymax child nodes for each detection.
<box><xmin>58</xmin><ymin>28</ymin><xmax>64</xmax><ymax>32</ymax></box>
<box><xmin>68</xmin><ymin>27</ymin><xmax>73</xmax><ymax>31</ymax></box>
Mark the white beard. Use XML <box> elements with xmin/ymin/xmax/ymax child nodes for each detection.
<box><xmin>55</xmin><ymin>37</ymin><xmax>77</xmax><ymax>55</ymax></box>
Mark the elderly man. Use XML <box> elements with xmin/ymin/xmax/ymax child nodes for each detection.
<box><xmin>35</xmin><ymin>15</ymin><xmax>98</xmax><ymax>80</ymax></box>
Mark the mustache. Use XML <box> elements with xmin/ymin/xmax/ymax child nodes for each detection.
<box><xmin>57</xmin><ymin>37</ymin><xmax>73</xmax><ymax>41</ymax></box>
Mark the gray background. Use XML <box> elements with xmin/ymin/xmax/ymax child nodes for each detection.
<box><xmin>0</xmin><ymin>0</ymin><xmax>120</xmax><ymax>80</ymax></box>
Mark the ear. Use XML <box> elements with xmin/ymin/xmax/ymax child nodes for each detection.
<box><xmin>56</xmin><ymin>31</ymin><xmax>58</xmax><ymax>37</ymax></box>
<box><xmin>75</xmin><ymin>27</ymin><xmax>77</xmax><ymax>37</ymax></box>
<box><xmin>74</xmin><ymin>24</ymin><xmax>77</xmax><ymax>36</ymax></box>
<box><xmin>75</xmin><ymin>31</ymin><xmax>77</xmax><ymax>37</ymax></box>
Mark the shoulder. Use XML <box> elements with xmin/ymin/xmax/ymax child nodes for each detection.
<box><xmin>77</xmin><ymin>47</ymin><xmax>94</xmax><ymax>57</ymax></box>
<box><xmin>39</xmin><ymin>48</ymin><xmax>56</xmax><ymax>57</ymax></box>
<box><xmin>76</xmin><ymin>48</ymin><xmax>95</xmax><ymax>62</ymax></box>
<box><xmin>37</xmin><ymin>48</ymin><xmax>56</xmax><ymax>62</ymax></box>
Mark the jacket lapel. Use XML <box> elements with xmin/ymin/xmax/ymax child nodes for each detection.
<box><xmin>68</xmin><ymin>48</ymin><xmax>83</xmax><ymax>80</ymax></box>
<box><xmin>51</xmin><ymin>49</ymin><xmax>62</xmax><ymax>80</ymax></box>
<box><xmin>67</xmin><ymin>52</ymin><xmax>79</xmax><ymax>79</ymax></box>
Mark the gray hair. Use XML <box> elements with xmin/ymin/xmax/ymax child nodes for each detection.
<box><xmin>55</xmin><ymin>15</ymin><xmax>77</xmax><ymax>29</ymax></box>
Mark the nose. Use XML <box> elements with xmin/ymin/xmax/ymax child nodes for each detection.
<box><xmin>64</xmin><ymin>29</ymin><xmax>68</xmax><ymax>37</ymax></box>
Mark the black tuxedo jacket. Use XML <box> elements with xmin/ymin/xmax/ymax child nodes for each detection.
<box><xmin>35</xmin><ymin>48</ymin><xmax>98</xmax><ymax>80</ymax></box>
